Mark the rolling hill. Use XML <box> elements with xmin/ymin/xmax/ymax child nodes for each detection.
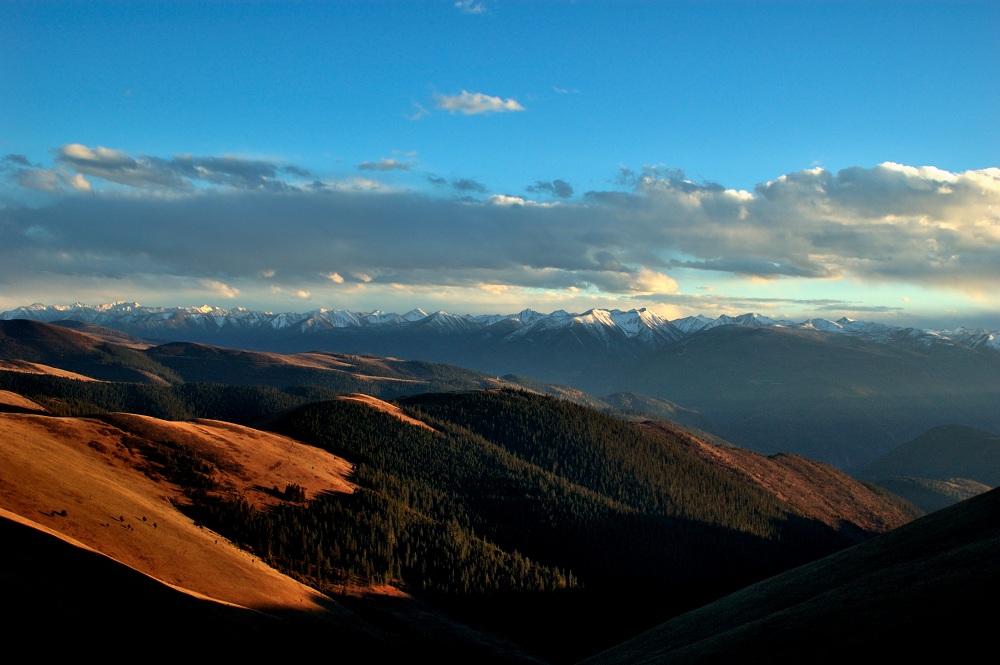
<box><xmin>0</xmin><ymin>404</ymin><xmax>544</xmax><ymax>661</ymax></box>
<box><xmin>0</xmin><ymin>318</ymin><xmax>180</xmax><ymax>384</ymax></box>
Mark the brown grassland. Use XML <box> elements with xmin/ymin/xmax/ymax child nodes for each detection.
<box><xmin>0</xmin><ymin>402</ymin><xmax>356</xmax><ymax>613</ymax></box>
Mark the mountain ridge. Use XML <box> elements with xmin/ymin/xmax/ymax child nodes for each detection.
<box><xmin>4</xmin><ymin>301</ymin><xmax>998</xmax><ymax>352</ymax></box>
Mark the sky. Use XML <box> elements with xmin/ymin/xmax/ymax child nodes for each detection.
<box><xmin>2</xmin><ymin>0</ymin><xmax>999</xmax><ymax>329</ymax></box>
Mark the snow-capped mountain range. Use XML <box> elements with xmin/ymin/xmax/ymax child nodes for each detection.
<box><xmin>2</xmin><ymin>301</ymin><xmax>998</xmax><ymax>353</ymax></box>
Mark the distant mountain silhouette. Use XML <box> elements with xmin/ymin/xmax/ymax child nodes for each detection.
<box><xmin>859</xmin><ymin>425</ymin><xmax>1000</xmax><ymax>511</ymax></box>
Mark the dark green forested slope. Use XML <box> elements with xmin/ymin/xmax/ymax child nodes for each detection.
<box><xmin>222</xmin><ymin>389</ymin><xmax>888</xmax><ymax>661</ymax></box>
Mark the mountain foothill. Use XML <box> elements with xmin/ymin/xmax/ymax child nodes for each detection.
<box><xmin>0</xmin><ymin>309</ymin><xmax>997</xmax><ymax>661</ymax></box>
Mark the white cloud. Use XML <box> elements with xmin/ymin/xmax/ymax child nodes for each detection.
<box><xmin>628</xmin><ymin>269</ymin><xmax>680</xmax><ymax>295</ymax></box>
<box><xmin>434</xmin><ymin>90</ymin><xmax>525</xmax><ymax>115</ymax></box>
<box><xmin>66</xmin><ymin>173</ymin><xmax>92</xmax><ymax>192</ymax></box>
<box><xmin>487</xmin><ymin>194</ymin><xmax>526</xmax><ymax>206</ymax></box>
<box><xmin>454</xmin><ymin>1</ymin><xmax>488</xmax><ymax>15</ymax></box>
<box><xmin>60</xmin><ymin>144</ymin><xmax>124</xmax><ymax>163</ymax></box>
<box><xmin>325</xmin><ymin>272</ymin><xmax>345</xmax><ymax>283</ymax></box>
<box><xmin>201</xmin><ymin>279</ymin><xmax>239</xmax><ymax>299</ymax></box>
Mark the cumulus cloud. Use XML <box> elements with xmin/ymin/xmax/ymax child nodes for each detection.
<box><xmin>434</xmin><ymin>90</ymin><xmax>525</xmax><ymax>115</ymax></box>
<box><xmin>66</xmin><ymin>173</ymin><xmax>92</xmax><ymax>192</ymax></box>
<box><xmin>3</xmin><ymin>156</ymin><xmax>999</xmax><ymax>318</ymax></box>
<box><xmin>487</xmin><ymin>194</ymin><xmax>528</xmax><ymax>206</ymax></box>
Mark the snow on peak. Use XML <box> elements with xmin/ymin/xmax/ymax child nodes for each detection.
<box><xmin>670</xmin><ymin>314</ymin><xmax>716</xmax><ymax>334</ymax></box>
<box><xmin>724</xmin><ymin>312</ymin><xmax>780</xmax><ymax>327</ymax></box>
<box><xmin>402</xmin><ymin>308</ymin><xmax>428</xmax><ymax>322</ymax></box>
<box><xmin>2</xmin><ymin>301</ymin><xmax>997</xmax><ymax>354</ymax></box>
<box><xmin>799</xmin><ymin>318</ymin><xmax>846</xmax><ymax>333</ymax></box>
<box><xmin>515</xmin><ymin>309</ymin><xmax>548</xmax><ymax>325</ymax></box>
<box><xmin>574</xmin><ymin>309</ymin><xmax>616</xmax><ymax>327</ymax></box>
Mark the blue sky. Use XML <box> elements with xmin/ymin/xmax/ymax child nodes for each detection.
<box><xmin>2</xmin><ymin>0</ymin><xmax>999</xmax><ymax>328</ymax></box>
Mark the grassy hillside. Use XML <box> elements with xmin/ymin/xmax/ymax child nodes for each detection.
<box><xmin>0</xmin><ymin>409</ymin><xmax>539</xmax><ymax>661</ymax></box>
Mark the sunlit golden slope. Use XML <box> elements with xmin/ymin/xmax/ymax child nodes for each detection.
<box><xmin>0</xmin><ymin>411</ymin><xmax>354</xmax><ymax>612</ymax></box>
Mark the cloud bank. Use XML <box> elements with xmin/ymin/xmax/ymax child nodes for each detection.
<box><xmin>2</xmin><ymin>145</ymin><xmax>999</xmax><ymax>321</ymax></box>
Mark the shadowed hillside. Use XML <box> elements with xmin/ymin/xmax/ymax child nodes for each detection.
<box><xmin>0</xmin><ymin>319</ymin><xmax>181</xmax><ymax>384</ymax></box>
<box><xmin>583</xmin><ymin>485</ymin><xmax>1000</xmax><ymax>663</ymax></box>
